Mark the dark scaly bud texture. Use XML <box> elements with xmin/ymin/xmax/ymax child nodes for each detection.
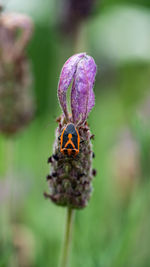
<box><xmin>0</xmin><ymin>12</ymin><xmax>34</xmax><ymax>136</ymax></box>
<box><xmin>46</xmin><ymin>53</ymin><xmax>97</xmax><ymax>209</ymax></box>
<box><xmin>47</xmin><ymin>116</ymin><xmax>93</xmax><ymax>209</ymax></box>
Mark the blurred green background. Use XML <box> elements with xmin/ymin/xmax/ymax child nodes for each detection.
<box><xmin>0</xmin><ymin>0</ymin><xmax>150</xmax><ymax>266</ymax></box>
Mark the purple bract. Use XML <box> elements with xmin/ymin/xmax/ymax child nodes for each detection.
<box><xmin>58</xmin><ymin>53</ymin><xmax>97</xmax><ymax>125</ymax></box>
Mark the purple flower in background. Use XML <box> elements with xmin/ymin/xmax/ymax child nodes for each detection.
<box><xmin>45</xmin><ymin>53</ymin><xmax>97</xmax><ymax>209</ymax></box>
<box><xmin>0</xmin><ymin>12</ymin><xmax>35</xmax><ymax>136</ymax></box>
<box><xmin>58</xmin><ymin>53</ymin><xmax>97</xmax><ymax>125</ymax></box>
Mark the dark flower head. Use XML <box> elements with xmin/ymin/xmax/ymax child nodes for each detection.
<box><xmin>67</xmin><ymin>0</ymin><xmax>96</xmax><ymax>19</ymax></box>
<box><xmin>60</xmin><ymin>0</ymin><xmax>97</xmax><ymax>35</ymax></box>
<box><xmin>46</xmin><ymin>53</ymin><xmax>97</xmax><ymax>209</ymax></box>
<box><xmin>58</xmin><ymin>53</ymin><xmax>97</xmax><ymax>125</ymax></box>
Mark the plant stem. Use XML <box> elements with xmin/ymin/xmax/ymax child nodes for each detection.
<box><xmin>6</xmin><ymin>138</ymin><xmax>14</xmax><ymax>177</ymax></box>
<box><xmin>7</xmin><ymin>138</ymin><xmax>14</xmax><ymax>208</ymax></box>
<box><xmin>60</xmin><ymin>208</ymin><xmax>75</xmax><ymax>267</ymax></box>
<box><xmin>1</xmin><ymin>139</ymin><xmax>14</xmax><ymax>247</ymax></box>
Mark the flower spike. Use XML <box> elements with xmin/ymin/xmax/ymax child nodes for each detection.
<box><xmin>46</xmin><ymin>53</ymin><xmax>97</xmax><ymax>209</ymax></box>
<box><xmin>0</xmin><ymin>12</ymin><xmax>34</xmax><ymax>135</ymax></box>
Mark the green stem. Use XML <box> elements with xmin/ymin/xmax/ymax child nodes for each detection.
<box><xmin>6</xmin><ymin>139</ymin><xmax>14</xmax><ymax>211</ymax></box>
<box><xmin>1</xmin><ymin>139</ymin><xmax>14</xmax><ymax>249</ymax></box>
<box><xmin>60</xmin><ymin>208</ymin><xmax>75</xmax><ymax>267</ymax></box>
<box><xmin>6</xmin><ymin>138</ymin><xmax>14</xmax><ymax>177</ymax></box>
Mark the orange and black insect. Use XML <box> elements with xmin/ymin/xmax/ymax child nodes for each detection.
<box><xmin>60</xmin><ymin>123</ymin><xmax>80</xmax><ymax>156</ymax></box>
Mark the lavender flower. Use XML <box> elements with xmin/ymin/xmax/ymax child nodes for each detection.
<box><xmin>0</xmin><ymin>12</ymin><xmax>34</xmax><ymax>135</ymax></box>
<box><xmin>45</xmin><ymin>53</ymin><xmax>97</xmax><ymax>209</ymax></box>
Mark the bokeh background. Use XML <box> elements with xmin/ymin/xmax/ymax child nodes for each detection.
<box><xmin>0</xmin><ymin>0</ymin><xmax>150</xmax><ymax>266</ymax></box>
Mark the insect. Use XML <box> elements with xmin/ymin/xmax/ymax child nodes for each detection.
<box><xmin>60</xmin><ymin>123</ymin><xmax>80</xmax><ymax>156</ymax></box>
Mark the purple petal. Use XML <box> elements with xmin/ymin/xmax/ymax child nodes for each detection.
<box><xmin>71</xmin><ymin>55</ymin><xmax>97</xmax><ymax>124</ymax></box>
<box><xmin>57</xmin><ymin>53</ymin><xmax>86</xmax><ymax>119</ymax></box>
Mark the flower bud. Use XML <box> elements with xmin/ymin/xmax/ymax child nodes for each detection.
<box><xmin>58</xmin><ymin>53</ymin><xmax>96</xmax><ymax>125</ymax></box>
